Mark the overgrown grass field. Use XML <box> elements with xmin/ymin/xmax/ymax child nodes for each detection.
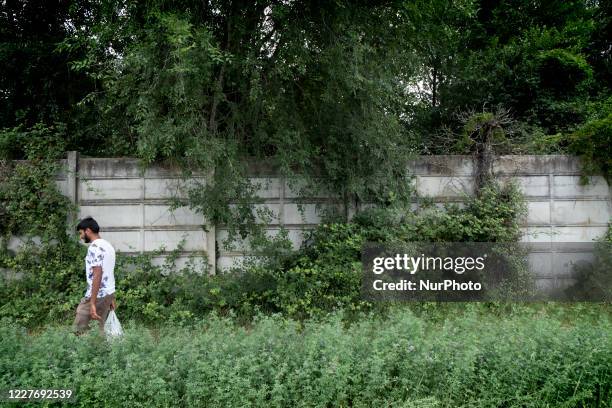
<box><xmin>1</xmin><ymin>304</ymin><xmax>610</xmax><ymax>407</ymax></box>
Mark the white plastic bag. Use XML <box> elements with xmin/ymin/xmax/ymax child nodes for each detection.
<box><xmin>104</xmin><ymin>310</ymin><xmax>124</xmax><ymax>339</ymax></box>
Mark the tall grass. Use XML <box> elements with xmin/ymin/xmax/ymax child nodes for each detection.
<box><xmin>1</xmin><ymin>305</ymin><xmax>610</xmax><ymax>407</ymax></box>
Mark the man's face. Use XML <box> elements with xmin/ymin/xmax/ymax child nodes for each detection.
<box><xmin>79</xmin><ymin>228</ymin><xmax>92</xmax><ymax>244</ymax></box>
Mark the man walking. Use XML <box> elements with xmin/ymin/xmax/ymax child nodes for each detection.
<box><xmin>74</xmin><ymin>217</ymin><xmax>117</xmax><ymax>334</ymax></box>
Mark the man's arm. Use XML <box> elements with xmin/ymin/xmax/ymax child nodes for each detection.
<box><xmin>90</xmin><ymin>265</ymin><xmax>103</xmax><ymax>320</ymax></box>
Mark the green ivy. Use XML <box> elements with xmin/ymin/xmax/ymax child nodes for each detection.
<box><xmin>0</xmin><ymin>124</ymin><xmax>80</xmax><ymax>327</ymax></box>
<box><xmin>0</xmin><ymin>123</ymin><xmax>74</xmax><ymax>242</ymax></box>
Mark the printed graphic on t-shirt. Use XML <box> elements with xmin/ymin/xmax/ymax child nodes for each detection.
<box><xmin>84</xmin><ymin>239</ymin><xmax>116</xmax><ymax>299</ymax></box>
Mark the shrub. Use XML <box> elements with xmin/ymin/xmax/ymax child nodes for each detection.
<box><xmin>538</xmin><ymin>49</ymin><xmax>593</xmax><ymax>97</ymax></box>
<box><xmin>568</xmin><ymin>112</ymin><xmax>612</xmax><ymax>184</ymax></box>
<box><xmin>0</xmin><ymin>240</ymin><xmax>85</xmax><ymax>327</ymax></box>
<box><xmin>271</xmin><ymin>223</ymin><xmax>370</xmax><ymax>319</ymax></box>
<box><xmin>246</xmin><ymin>180</ymin><xmax>528</xmax><ymax>319</ymax></box>
<box><xmin>0</xmin><ymin>125</ymin><xmax>73</xmax><ymax>240</ymax></box>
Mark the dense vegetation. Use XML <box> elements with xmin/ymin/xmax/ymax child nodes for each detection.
<box><xmin>0</xmin><ymin>179</ymin><xmax>526</xmax><ymax>327</ymax></box>
<box><xmin>0</xmin><ymin>2</ymin><xmax>610</xmax><ymax>406</ymax></box>
<box><xmin>3</xmin><ymin>0</ymin><xmax>610</xmax><ymax>152</ymax></box>
<box><xmin>1</xmin><ymin>305</ymin><xmax>610</xmax><ymax>407</ymax></box>
<box><xmin>1</xmin><ymin>0</ymin><xmax>611</xmax><ymax>232</ymax></box>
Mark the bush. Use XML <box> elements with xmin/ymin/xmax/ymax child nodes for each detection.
<box><xmin>271</xmin><ymin>223</ymin><xmax>370</xmax><ymax>319</ymax></box>
<box><xmin>538</xmin><ymin>49</ymin><xmax>593</xmax><ymax>97</ymax></box>
<box><xmin>0</xmin><ymin>127</ymin><xmax>73</xmax><ymax>240</ymax></box>
<box><xmin>245</xmin><ymin>180</ymin><xmax>528</xmax><ymax>319</ymax></box>
<box><xmin>568</xmin><ymin>112</ymin><xmax>612</xmax><ymax>184</ymax></box>
<box><xmin>0</xmin><ymin>240</ymin><xmax>85</xmax><ymax>327</ymax></box>
<box><xmin>112</xmin><ymin>251</ymin><xmax>282</xmax><ymax>326</ymax></box>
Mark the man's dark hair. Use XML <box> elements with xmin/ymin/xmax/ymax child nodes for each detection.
<box><xmin>76</xmin><ymin>217</ymin><xmax>100</xmax><ymax>233</ymax></box>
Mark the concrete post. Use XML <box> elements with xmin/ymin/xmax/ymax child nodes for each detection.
<box><xmin>206</xmin><ymin>167</ymin><xmax>217</xmax><ymax>274</ymax></box>
<box><xmin>66</xmin><ymin>151</ymin><xmax>79</xmax><ymax>233</ymax></box>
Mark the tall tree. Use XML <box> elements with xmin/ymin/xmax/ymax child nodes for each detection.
<box><xmin>0</xmin><ymin>1</ymin><xmax>96</xmax><ymax>131</ymax></box>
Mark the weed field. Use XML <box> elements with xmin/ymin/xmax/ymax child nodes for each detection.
<box><xmin>1</xmin><ymin>304</ymin><xmax>610</xmax><ymax>407</ymax></box>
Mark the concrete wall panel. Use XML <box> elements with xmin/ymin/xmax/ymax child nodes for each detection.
<box><xmin>552</xmin><ymin>201</ymin><xmax>610</xmax><ymax>225</ymax></box>
<box><xmin>144</xmin><ymin>178</ymin><xmax>185</xmax><ymax>199</ymax></box>
<box><xmin>144</xmin><ymin>205</ymin><xmax>203</xmax><ymax>227</ymax></box>
<box><xmin>526</xmin><ymin>201</ymin><xmax>550</xmax><ymax>225</ymax></box>
<box><xmin>551</xmin><ymin>226</ymin><xmax>609</xmax><ymax>242</ymax></box>
<box><xmin>144</xmin><ymin>230</ymin><xmax>207</xmax><ymax>252</ymax></box>
<box><xmin>521</xmin><ymin>227</ymin><xmax>555</xmax><ymax>243</ymax></box>
<box><xmin>416</xmin><ymin>176</ymin><xmax>474</xmax><ymax>197</ymax></box>
<box><xmin>79</xmin><ymin>205</ymin><xmax>142</xmax><ymax>227</ymax></box>
<box><xmin>29</xmin><ymin>154</ymin><xmax>610</xmax><ymax>284</ymax></box>
<box><xmin>249</xmin><ymin>177</ymin><xmax>281</xmax><ymax>199</ymax></box>
<box><xmin>79</xmin><ymin>178</ymin><xmax>142</xmax><ymax>200</ymax></box>
<box><xmin>284</xmin><ymin>178</ymin><xmax>331</xmax><ymax>199</ymax></box>
<box><xmin>284</xmin><ymin>203</ymin><xmax>322</xmax><ymax>225</ymax></box>
<box><xmin>554</xmin><ymin>175</ymin><xmax>609</xmax><ymax>198</ymax></box>
<box><xmin>100</xmin><ymin>230</ymin><xmax>141</xmax><ymax>252</ymax></box>
<box><xmin>502</xmin><ymin>176</ymin><xmax>549</xmax><ymax>197</ymax></box>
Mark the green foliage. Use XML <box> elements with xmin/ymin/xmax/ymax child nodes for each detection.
<box><xmin>270</xmin><ymin>223</ymin><xmax>370</xmax><ymax>320</ymax></box>
<box><xmin>65</xmin><ymin>1</ymin><xmax>414</xmax><ymax>239</ymax></box>
<box><xmin>568</xmin><ymin>112</ymin><xmax>612</xmax><ymax>184</ymax></box>
<box><xmin>1</xmin><ymin>0</ymin><xmax>611</xmax><ymax>163</ymax></box>
<box><xmin>405</xmin><ymin>0</ymin><xmax>608</xmax><ymax>147</ymax></box>
<box><xmin>177</xmin><ymin>171</ymin><xmax>273</xmax><ymax>245</ymax></box>
<box><xmin>349</xmin><ymin>181</ymin><xmax>526</xmax><ymax>244</ymax></box>
<box><xmin>0</xmin><ymin>1</ymin><xmax>96</xmax><ymax>136</ymax></box>
<box><xmin>449</xmin><ymin>109</ymin><xmax>516</xmax><ymax>164</ymax></box>
<box><xmin>566</xmin><ymin>226</ymin><xmax>612</xmax><ymax>302</ymax></box>
<box><xmin>242</xmin><ymin>181</ymin><xmax>528</xmax><ymax>319</ymax></box>
<box><xmin>414</xmin><ymin>182</ymin><xmax>526</xmax><ymax>242</ymax></box>
<box><xmin>1</xmin><ymin>307</ymin><xmax>610</xmax><ymax>407</ymax></box>
<box><xmin>0</xmin><ymin>122</ymin><xmax>67</xmax><ymax>161</ymax></box>
<box><xmin>0</xmin><ymin>124</ymin><xmax>80</xmax><ymax>327</ymax></box>
<box><xmin>0</xmin><ymin>179</ymin><xmax>527</xmax><ymax>327</ymax></box>
<box><xmin>2</xmin><ymin>1</ymin><xmax>610</xmax><ymax>239</ymax></box>
<box><xmin>111</xmin><ymin>250</ymin><xmax>281</xmax><ymax>326</ymax></box>
<box><xmin>0</xmin><ymin>161</ymin><xmax>72</xmax><ymax>240</ymax></box>
<box><xmin>0</xmin><ymin>240</ymin><xmax>85</xmax><ymax>327</ymax></box>
<box><xmin>0</xmin><ymin>241</ymin><xmax>262</xmax><ymax>327</ymax></box>
<box><xmin>538</xmin><ymin>48</ymin><xmax>593</xmax><ymax>96</ymax></box>
<box><xmin>0</xmin><ymin>124</ymin><xmax>74</xmax><ymax>241</ymax></box>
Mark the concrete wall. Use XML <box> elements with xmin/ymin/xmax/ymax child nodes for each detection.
<box><xmin>13</xmin><ymin>153</ymin><xmax>609</xmax><ymax>287</ymax></box>
<box><xmin>56</xmin><ymin>154</ymin><xmax>215</xmax><ymax>272</ymax></box>
<box><xmin>409</xmin><ymin>155</ymin><xmax>611</xmax><ymax>292</ymax></box>
<box><xmin>218</xmin><ymin>156</ymin><xmax>611</xmax><ymax>291</ymax></box>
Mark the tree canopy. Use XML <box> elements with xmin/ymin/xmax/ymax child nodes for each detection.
<box><xmin>1</xmin><ymin>0</ymin><xmax>610</xmax><ymax>229</ymax></box>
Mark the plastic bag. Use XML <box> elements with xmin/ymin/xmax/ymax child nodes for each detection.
<box><xmin>104</xmin><ymin>310</ymin><xmax>124</xmax><ymax>339</ymax></box>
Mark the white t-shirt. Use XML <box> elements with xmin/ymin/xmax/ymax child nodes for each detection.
<box><xmin>84</xmin><ymin>238</ymin><xmax>116</xmax><ymax>298</ymax></box>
